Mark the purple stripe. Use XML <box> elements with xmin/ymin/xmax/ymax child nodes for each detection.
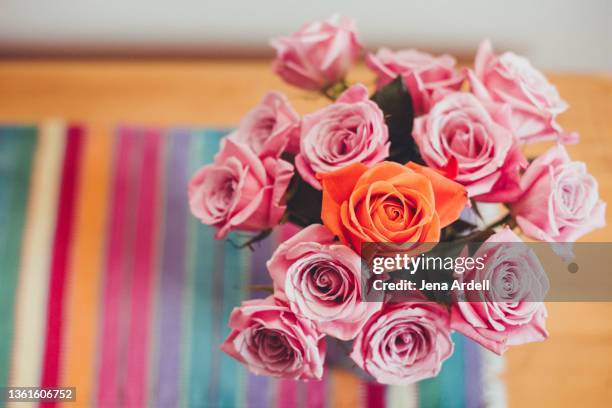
<box><xmin>207</xmin><ymin>238</ymin><xmax>226</xmax><ymax>403</ymax></box>
<box><xmin>246</xmin><ymin>231</ymin><xmax>275</xmax><ymax>407</ymax></box>
<box><xmin>463</xmin><ymin>337</ymin><xmax>483</xmax><ymax>408</ymax></box>
<box><xmin>155</xmin><ymin>130</ymin><xmax>191</xmax><ymax>407</ymax></box>
<box><xmin>247</xmin><ymin>374</ymin><xmax>272</xmax><ymax>408</ymax></box>
<box><xmin>250</xmin><ymin>232</ymin><xmax>273</xmax><ymax>291</ymax></box>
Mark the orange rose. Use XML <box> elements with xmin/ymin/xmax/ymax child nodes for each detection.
<box><xmin>318</xmin><ymin>161</ymin><xmax>467</xmax><ymax>252</ymax></box>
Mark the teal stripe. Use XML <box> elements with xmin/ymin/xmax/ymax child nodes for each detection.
<box><xmin>418</xmin><ymin>332</ymin><xmax>465</xmax><ymax>408</ymax></box>
<box><xmin>218</xmin><ymin>233</ymin><xmax>243</xmax><ymax>408</ymax></box>
<box><xmin>187</xmin><ymin>130</ymin><xmax>225</xmax><ymax>407</ymax></box>
<box><xmin>234</xmin><ymin>247</ymin><xmax>250</xmax><ymax>408</ymax></box>
<box><xmin>0</xmin><ymin>127</ymin><xmax>37</xmax><ymax>391</ymax></box>
<box><xmin>438</xmin><ymin>333</ymin><xmax>466</xmax><ymax>408</ymax></box>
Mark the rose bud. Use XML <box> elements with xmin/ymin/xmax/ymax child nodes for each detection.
<box><xmin>228</xmin><ymin>91</ymin><xmax>300</xmax><ymax>158</ymax></box>
<box><xmin>188</xmin><ymin>138</ymin><xmax>294</xmax><ymax>239</ymax></box>
<box><xmin>270</xmin><ymin>15</ymin><xmax>362</xmax><ymax>91</ymax></box>
<box><xmin>413</xmin><ymin>92</ymin><xmax>528</xmax><ymax>203</ymax></box>
<box><xmin>295</xmin><ymin>84</ymin><xmax>389</xmax><ymax>190</ymax></box>
<box><xmin>467</xmin><ymin>40</ymin><xmax>578</xmax><ymax>144</ymax></box>
<box><xmin>366</xmin><ymin>48</ymin><xmax>464</xmax><ymax>116</ymax></box>
<box><xmin>450</xmin><ymin>228</ymin><xmax>550</xmax><ymax>355</ymax></box>
<box><xmin>221</xmin><ymin>296</ymin><xmax>325</xmax><ymax>380</ymax></box>
<box><xmin>512</xmin><ymin>144</ymin><xmax>606</xmax><ymax>242</ymax></box>
<box><xmin>267</xmin><ymin>224</ymin><xmax>381</xmax><ymax>340</ymax></box>
<box><xmin>350</xmin><ymin>302</ymin><xmax>454</xmax><ymax>385</ymax></box>
<box><xmin>318</xmin><ymin>161</ymin><xmax>467</xmax><ymax>253</ymax></box>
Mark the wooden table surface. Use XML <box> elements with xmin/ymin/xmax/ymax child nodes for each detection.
<box><xmin>1</xmin><ymin>60</ymin><xmax>611</xmax><ymax>407</ymax></box>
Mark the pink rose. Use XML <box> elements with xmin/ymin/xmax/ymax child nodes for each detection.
<box><xmin>366</xmin><ymin>48</ymin><xmax>464</xmax><ymax>116</ymax></box>
<box><xmin>267</xmin><ymin>224</ymin><xmax>381</xmax><ymax>340</ymax></box>
<box><xmin>450</xmin><ymin>228</ymin><xmax>549</xmax><ymax>355</ymax></box>
<box><xmin>295</xmin><ymin>84</ymin><xmax>389</xmax><ymax>189</ymax></box>
<box><xmin>350</xmin><ymin>302</ymin><xmax>453</xmax><ymax>385</ymax></box>
<box><xmin>413</xmin><ymin>92</ymin><xmax>527</xmax><ymax>202</ymax></box>
<box><xmin>188</xmin><ymin>138</ymin><xmax>294</xmax><ymax>239</ymax></box>
<box><xmin>221</xmin><ymin>296</ymin><xmax>325</xmax><ymax>380</ymax></box>
<box><xmin>270</xmin><ymin>15</ymin><xmax>362</xmax><ymax>91</ymax></box>
<box><xmin>468</xmin><ymin>40</ymin><xmax>578</xmax><ymax>144</ymax></box>
<box><xmin>512</xmin><ymin>144</ymin><xmax>606</xmax><ymax>242</ymax></box>
<box><xmin>229</xmin><ymin>91</ymin><xmax>300</xmax><ymax>157</ymax></box>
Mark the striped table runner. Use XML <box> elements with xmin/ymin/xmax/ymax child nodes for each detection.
<box><xmin>0</xmin><ymin>123</ymin><xmax>505</xmax><ymax>408</ymax></box>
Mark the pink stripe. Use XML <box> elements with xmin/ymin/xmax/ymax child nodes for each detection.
<box><xmin>306</xmin><ymin>371</ymin><xmax>327</xmax><ymax>408</ymax></box>
<box><xmin>125</xmin><ymin>129</ymin><xmax>162</xmax><ymax>407</ymax></box>
<box><xmin>97</xmin><ymin>129</ymin><xmax>138</xmax><ymax>407</ymax></box>
<box><xmin>276</xmin><ymin>379</ymin><xmax>297</xmax><ymax>408</ymax></box>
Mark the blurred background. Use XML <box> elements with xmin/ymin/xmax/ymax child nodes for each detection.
<box><xmin>1</xmin><ymin>1</ymin><xmax>611</xmax><ymax>407</ymax></box>
<box><xmin>1</xmin><ymin>0</ymin><xmax>611</xmax><ymax>70</ymax></box>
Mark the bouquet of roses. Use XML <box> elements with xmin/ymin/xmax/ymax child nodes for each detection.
<box><xmin>188</xmin><ymin>15</ymin><xmax>606</xmax><ymax>384</ymax></box>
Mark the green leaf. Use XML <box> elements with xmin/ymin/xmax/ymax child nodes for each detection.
<box><xmin>370</xmin><ymin>76</ymin><xmax>423</xmax><ymax>164</ymax></box>
<box><xmin>228</xmin><ymin>228</ymin><xmax>273</xmax><ymax>250</ymax></box>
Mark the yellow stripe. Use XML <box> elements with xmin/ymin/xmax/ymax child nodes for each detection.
<box><xmin>60</xmin><ymin>124</ymin><xmax>112</xmax><ymax>408</ymax></box>
<box><xmin>9</xmin><ymin>121</ymin><xmax>66</xmax><ymax>393</ymax></box>
<box><xmin>330</xmin><ymin>368</ymin><xmax>362</xmax><ymax>408</ymax></box>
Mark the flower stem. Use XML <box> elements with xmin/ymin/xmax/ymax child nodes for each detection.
<box><xmin>246</xmin><ymin>284</ymin><xmax>274</xmax><ymax>293</ymax></box>
<box><xmin>321</xmin><ymin>79</ymin><xmax>349</xmax><ymax>101</ymax></box>
<box><xmin>485</xmin><ymin>212</ymin><xmax>516</xmax><ymax>230</ymax></box>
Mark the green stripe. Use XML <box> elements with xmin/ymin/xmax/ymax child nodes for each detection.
<box><xmin>418</xmin><ymin>371</ymin><xmax>441</xmax><ymax>407</ymax></box>
<box><xmin>0</xmin><ymin>126</ymin><xmax>37</xmax><ymax>390</ymax></box>
<box><xmin>187</xmin><ymin>129</ymin><xmax>225</xmax><ymax>407</ymax></box>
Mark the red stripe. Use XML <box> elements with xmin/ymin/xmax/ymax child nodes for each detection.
<box><xmin>365</xmin><ymin>382</ymin><xmax>386</xmax><ymax>408</ymax></box>
<box><xmin>40</xmin><ymin>125</ymin><xmax>84</xmax><ymax>407</ymax></box>
<box><xmin>125</xmin><ymin>129</ymin><xmax>162</xmax><ymax>407</ymax></box>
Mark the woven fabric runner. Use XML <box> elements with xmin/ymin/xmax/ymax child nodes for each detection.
<box><xmin>0</xmin><ymin>123</ymin><xmax>504</xmax><ymax>408</ymax></box>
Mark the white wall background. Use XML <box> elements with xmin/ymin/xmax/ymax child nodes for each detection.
<box><xmin>1</xmin><ymin>0</ymin><xmax>610</xmax><ymax>70</ymax></box>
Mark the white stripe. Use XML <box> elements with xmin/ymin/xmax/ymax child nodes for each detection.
<box><xmin>9</xmin><ymin>121</ymin><xmax>66</xmax><ymax>392</ymax></box>
<box><xmin>481</xmin><ymin>348</ymin><xmax>507</xmax><ymax>408</ymax></box>
<box><xmin>387</xmin><ymin>383</ymin><xmax>418</xmax><ymax>408</ymax></box>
